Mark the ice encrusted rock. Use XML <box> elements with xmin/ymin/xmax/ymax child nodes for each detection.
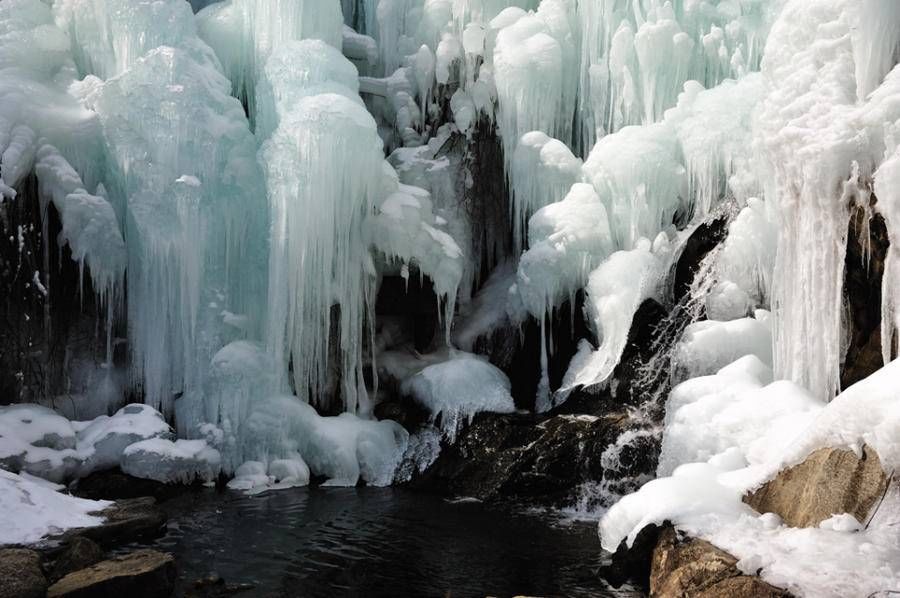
<box><xmin>121</xmin><ymin>438</ymin><xmax>221</xmax><ymax>484</ymax></box>
<box><xmin>242</xmin><ymin>395</ymin><xmax>408</xmax><ymax>486</ymax></box>
<box><xmin>402</xmin><ymin>351</ymin><xmax>516</xmax><ymax>443</ymax></box>
<box><xmin>0</xmin><ymin>405</ymin><xmax>79</xmax><ymax>483</ymax></box>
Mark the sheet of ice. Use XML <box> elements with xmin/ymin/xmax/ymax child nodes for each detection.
<box><xmin>0</xmin><ymin>469</ymin><xmax>109</xmax><ymax>546</ymax></box>
<box><xmin>576</xmin><ymin>0</ymin><xmax>779</xmax><ymax>149</ymax></box>
<box><xmin>515</xmin><ymin>183</ymin><xmax>614</xmax><ymax>318</ymax></box>
<box><xmin>368</xmin><ymin>178</ymin><xmax>464</xmax><ymax>333</ymax></box>
<box><xmin>54</xmin><ymin>0</ymin><xmax>221</xmax><ymax>79</ymax></box>
<box><xmin>401</xmin><ymin>351</ymin><xmax>516</xmax><ymax>442</ymax></box>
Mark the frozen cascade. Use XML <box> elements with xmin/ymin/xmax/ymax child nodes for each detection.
<box><xmin>196</xmin><ymin>0</ymin><xmax>343</xmax><ymax>122</ymax></box>
<box><xmin>757</xmin><ymin>0</ymin><xmax>900</xmax><ymax>398</ymax></box>
<box><xmin>58</xmin><ymin>0</ymin><xmax>268</xmax><ymax>417</ymax></box>
<box><xmin>258</xmin><ymin>40</ymin><xmax>383</xmax><ymax>413</ymax></box>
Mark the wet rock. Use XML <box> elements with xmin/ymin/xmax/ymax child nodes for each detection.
<box><xmin>650</xmin><ymin>527</ymin><xmax>791</xmax><ymax>598</ymax></box>
<box><xmin>744</xmin><ymin>445</ymin><xmax>889</xmax><ymax>528</ymax></box>
<box><xmin>48</xmin><ymin>537</ymin><xmax>105</xmax><ymax>583</ymax></box>
<box><xmin>672</xmin><ymin>216</ymin><xmax>729</xmax><ymax>304</ymax></box>
<box><xmin>0</xmin><ymin>548</ymin><xmax>48</xmax><ymax>598</ymax></box>
<box><xmin>65</xmin><ymin>497</ymin><xmax>167</xmax><ymax>547</ymax></box>
<box><xmin>47</xmin><ymin>549</ymin><xmax>175</xmax><ymax>598</ymax></box>
<box><xmin>72</xmin><ymin>468</ymin><xmax>191</xmax><ymax>502</ymax></box>
<box><xmin>411</xmin><ymin>410</ymin><xmax>634</xmax><ymax>505</ymax></box>
<box><xmin>600</xmin><ymin>522</ymin><xmax>664</xmax><ymax>590</ymax></box>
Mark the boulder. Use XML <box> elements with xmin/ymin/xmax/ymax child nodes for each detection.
<box><xmin>48</xmin><ymin>536</ymin><xmax>104</xmax><ymax>583</ymax></box>
<box><xmin>0</xmin><ymin>548</ymin><xmax>48</xmax><ymax>598</ymax></box>
<box><xmin>650</xmin><ymin>527</ymin><xmax>791</xmax><ymax>598</ymax></box>
<box><xmin>47</xmin><ymin>549</ymin><xmax>175</xmax><ymax>598</ymax></box>
<box><xmin>744</xmin><ymin>445</ymin><xmax>889</xmax><ymax>528</ymax></box>
<box><xmin>72</xmin><ymin>467</ymin><xmax>191</xmax><ymax>502</ymax></box>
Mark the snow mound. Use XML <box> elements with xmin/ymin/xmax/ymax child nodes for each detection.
<box><xmin>0</xmin><ymin>469</ymin><xmax>109</xmax><ymax>546</ymax></box>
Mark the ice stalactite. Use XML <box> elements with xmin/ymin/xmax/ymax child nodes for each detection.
<box><xmin>509</xmin><ymin>131</ymin><xmax>582</xmax><ymax>254</ymax></box>
<box><xmin>875</xmin><ymin>135</ymin><xmax>900</xmax><ymax>365</ymax></box>
<box><xmin>758</xmin><ymin>0</ymin><xmax>900</xmax><ymax>399</ymax></box>
<box><xmin>196</xmin><ymin>0</ymin><xmax>343</xmax><ymax>123</ymax></box>
<box><xmin>257</xmin><ymin>40</ymin><xmax>384</xmax><ymax>413</ymax></box>
<box><xmin>56</xmin><ymin>0</ymin><xmax>267</xmax><ymax>417</ymax></box>
<box><xmin>576</xmin><ymin>0</ymin><xmax>778</xmax><ymax>151</ymax></box>
<box><xmin>492</xmin><ymin>0</ymin><xmax>579</xmax><ymax>178</ymax></box>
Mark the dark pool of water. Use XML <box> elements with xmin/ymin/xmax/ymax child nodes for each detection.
<box><xmin>133</xmin><ymin>486</ymin><xmax>639</xmax><ymax>598</ymax></box>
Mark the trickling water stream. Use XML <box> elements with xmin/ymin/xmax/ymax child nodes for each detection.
<box><xmin>128</xmin><ymin>488</ymin><xmax>638</xmax><ymax>597</ymax></box>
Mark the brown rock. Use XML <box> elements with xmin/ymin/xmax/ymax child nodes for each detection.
<box><xmin>47</xmin><ymin>549</ymin><xmax>175</xmax><ymax>598</ymax></box>
<box><xmin>0</xmin><ymin>548</ymin><xmax>48</xmax><ymax>598</ymax></box>
<box><xmin>744</xmin><ymin>445</ymin><xmax>889</xmax><ymax>528</ymax></box>
<box><xmin>650</xmin><ymin>527</ymin><xmax>791</xmax><ymax>598</ymax></box>
<box><xmin>48</xmin><ymin>536</ymin><xmax>104</xmax><ymax>583</ymax></box>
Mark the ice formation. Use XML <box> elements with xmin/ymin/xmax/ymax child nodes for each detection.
<box><xmin>402</xmin><ymin>351</ymin><xmax>516</xmax><ymax>442</ymax></box>
<box><xmin>2</xmin><ymin>3</ymin><xmax>900</xmax><ymax>591</ymax></box>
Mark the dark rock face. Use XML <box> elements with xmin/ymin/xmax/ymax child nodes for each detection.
<box><xmin>0</xmin><ymin>548</ymin><xmax>48</xmax><ymax>598</ymax></box>
<box><xmin>72</xmin><ymin>468</ymin><xmax>191</xmax><ymax>502</ymax></box>
<box><xmin>842</xmin><ymin>207</ymin><xmax>891</xmax><ymax>388</ymax></box>
<box><xmin>650</xmin><ymin>527</ymin><xmax>792</xmax><ymax>598</ymax></box>
<box><xmin>410</xmin><ymin>409</ymin><xmax>654</xmax><ymax>506</ymax></box>
<box><xmin>65</xmin><ymin>497</ymin><xmax>167</xmax><ymax>547</ymax></box>
<box><xmin>672</xmin><ymin>216</ymin><xmax>729</xmax><ymax>305</ymax></box>
<box><xmin>47</xmin><ymin>549</ymin><xmax>175</xmax><ymax>598</ymax></box>
<box><xmin>48</xmin><ymin>537</ymin><xmax>105</xmax><ymax>583</ymax></box>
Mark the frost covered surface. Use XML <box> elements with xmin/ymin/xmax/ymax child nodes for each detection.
<box><xmin>601</xmin><ymin>359</ymin><xmax>900</xmax><ymax>597</ymax></box>
<box><xmin>402</xmin><ymin>352</ymin><xmax>516</xmax><ymax>442</ymax></box>
<box><xmin>0</xmin><ymin>469</ymin><xmax>109</xmax><ymax>546</ymax></box>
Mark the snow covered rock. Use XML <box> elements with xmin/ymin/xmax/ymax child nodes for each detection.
<box><xmin>121</xmin><ymin>438</ymin><xmax>221</xmax><ymax>485</ymax></box>
<box><xmin>0</xmin><ymin>469</ymin><xmax>109</xmax><ymax>546</ymax></box>
<box><xmin>76</xmin><ymin>405</ymin><xmax>173</xmax><ymax>477</ymax></box>
<box><xmin>0</xmin><ymin>405</ymin><xmax>79</xmax><ymax>483</ymax></box>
